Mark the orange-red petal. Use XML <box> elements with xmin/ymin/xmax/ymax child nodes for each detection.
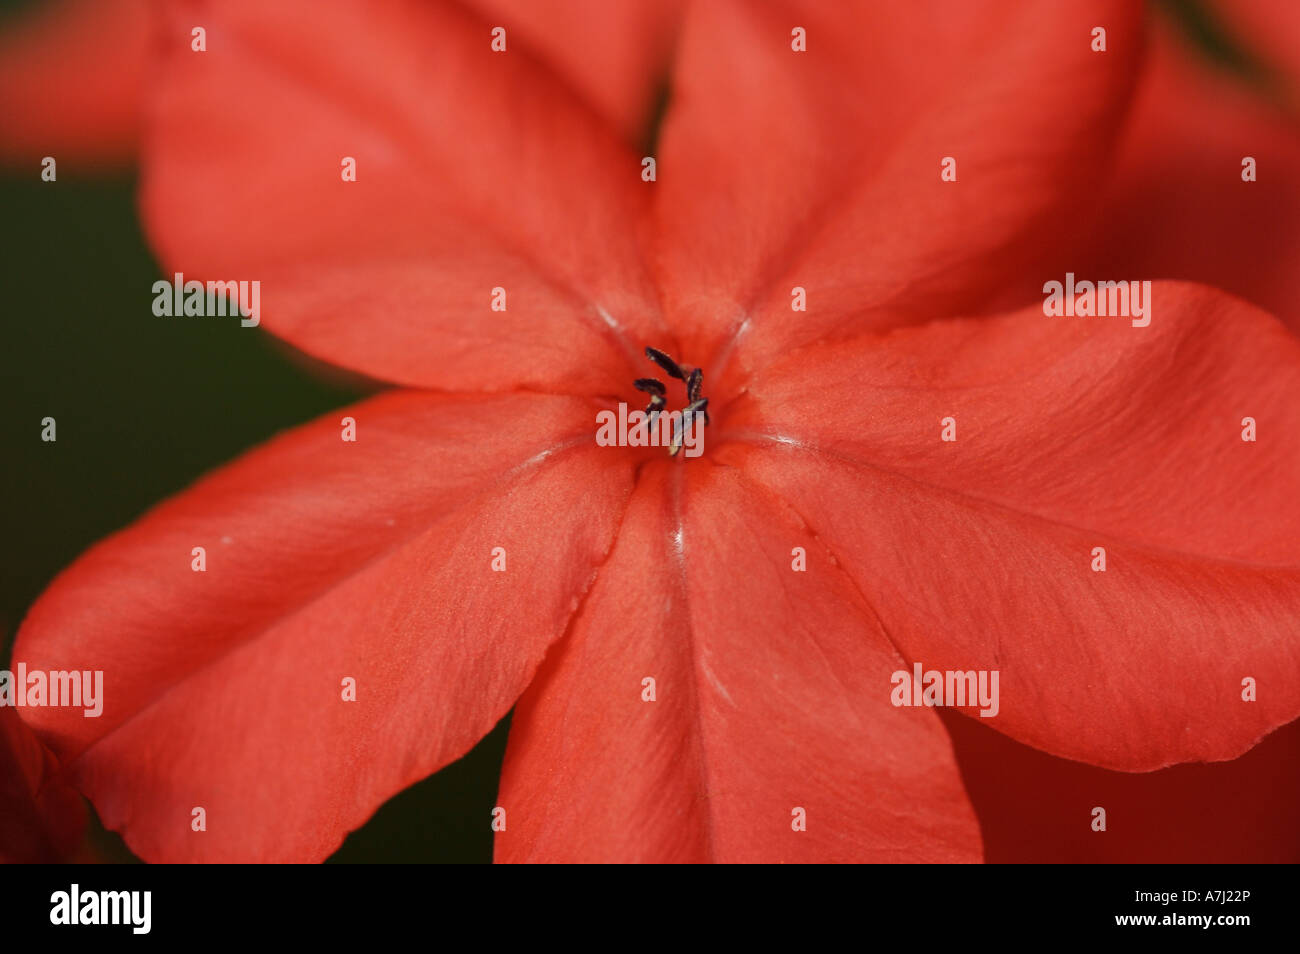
<box><xmin>0</xmin><ymin>0</ymin><xmax>150</xmax><ymax>170</ymax></box>
<box><xmin>653</xmin><ymin>0</ymin><xmax>1143</xmax><ymax>385</ymax></box>
<box><xmin>15</xmin><ymin>390</ymin><xmax>634</xmax><ymax>861</ymax></box>
<box><xmin>495</xmin><ymin>461</ymin><xmax>982</xmax><ymax>862</ymax></box>
<box><xmin>723</xmin><ymin>283</ymin><xmax>1300</xmax><ymax>770</ymax></box>
<box><xmin>141</xmin><ymin>0</ymin><xmax>663</xmax><ymax>393</ymax></box>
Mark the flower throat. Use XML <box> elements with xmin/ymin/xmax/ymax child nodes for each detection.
<box><xmin>633</xmin><ymin>347</ymin><xmax>710</xmax><ymax>457</ymax></box>
<box><xmin>593</xmin><ymin>347</ymin><xmax>710</xmax><ymax>458</ymax></box>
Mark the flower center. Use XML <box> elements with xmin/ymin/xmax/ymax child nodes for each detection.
<box><xmin>634</xmin><ymin>347</ymin><xmax>710</xmax><ymax>457</ymax></box>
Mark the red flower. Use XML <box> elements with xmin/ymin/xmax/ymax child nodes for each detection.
<box><xmin>13</xmin><ymin>0</ymin><xmax>1300</xmax><ymax>862</ymax></box>
<box><xmin>1065</xmin><ymin>0</ymin><xmax>1300</xmax><ymax>333</ymax></box>
<box><xmin>964</xmin><ymin>0</ymin><xmax>1300</xmax><ymax>863</ymax></box>
<box><xmin>0</xmin><ymin>0</ymin><xmax>151</xmax><ymax>170</ymax></box>
<box><xmin>0</xmin><ymin>708</ymin><xmax>86</xmax><ymax>863</ymax></box>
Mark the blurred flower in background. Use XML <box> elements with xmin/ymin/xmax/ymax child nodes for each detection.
<box><xmin>0</xmin><ymin>708</ymin><xmax>86</xmax><ymax>863</ymax></box>
<box><xmin>0</xmin><ymin>0</ymin><xmax>149</xmax><ymax>170</ymax></box>
<box><xmin>1067</xmin><ymin>0</ymin><xmax>1300</xmax><ymax>334</ymax></box>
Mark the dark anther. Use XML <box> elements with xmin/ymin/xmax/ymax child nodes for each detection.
<box><xmin>685</xmin><ymin>368</ymin><xmax>702</xmax><ymax>402</ymax></box>
<box><xmin>633</xmin><ymin>378</ymin><xmax>667</xmax><ymax>418</ymax></box>
<box><xmin>670</xmin><ymin>398</ymin><xmax>709</xmax><ymax>457</ymax></box>
<box><xmin>635</xmin><ymin>347</ymin><xmax>710</xmax><ymax>457</ymax></box>
<box><xmin>685</xmin><ymin>368</ymin><xmax>709</xmax><ymax>425</ymax></box>
<box><xmin>644</xmin><ymin>346</ymin><xmax>686</xmax><ymax>381</ymax></box>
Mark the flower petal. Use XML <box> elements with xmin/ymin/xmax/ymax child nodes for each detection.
<box><xmin>14</xmin><ymin>390</ymin><xmax>634</xmax><ymax>861</ymax></box>
<box><xmin>0</xmin><ymin>0</ymin><xmax>150</xmax><ymax>170</ymax></box>
<box><xmin>722</xmin><ymin>283</ymin><xmax>1300</xmax><ymax>770</ymax></box>
<box><xmin>653</xmin><ymin>0</ymin><xmax>1142</xmax><ymax>386</ymax></box>
<box><xmin>0</xmin><ymin>708</ymin><xmax>86</xmax><ymax>863</ymax></box>
<box><xmin>1064</xmin><ymin>0</ymin><xmax>1300</xmax><ymax>335</ymax></box>
<box><xmin>141</xmin><ymin>0</ymin><xmax>662</xmax><ymax>393</ymax></box>
<box><xmin>495</xmin><ymin>460</ymin><xmax>981</xmax><ymax>862</ymax></box>
<box><xmin>943</xmin><ymin>710</ymin><xmax>1300</xmax><ymax>862</ymax></box>
<box><xmin>462</xmin><ymin>0</ymin><xmax>683</xmax><ymax>147</ymax></box>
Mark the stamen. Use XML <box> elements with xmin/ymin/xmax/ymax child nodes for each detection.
<box><xmin>686</xmin><ymin>368</ymin><xmax>702</xmax><ymax>403</ymax></box>
<box><xmin>636</xmin><ymin>347</ymin><xmax>710</xmax><ymax>457</ymax></box>
<box><xmin>669</xmin><ymin>398</ymin><xmax>709</xmax><ymax>456</ymax></box>
<box><xmin>685</xmin><ymin>368</ymin><xmax>709</xmax><ymax>424</ymax></box>
<box><xmin>645</xmin><ymin>346</ymin><xmax>686</xmax><ymax>381</ymax></box>
<box><xmin>644</xmin><ymin>392</ymin><xmax>666</xmax><ymax>420</ymax></box>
